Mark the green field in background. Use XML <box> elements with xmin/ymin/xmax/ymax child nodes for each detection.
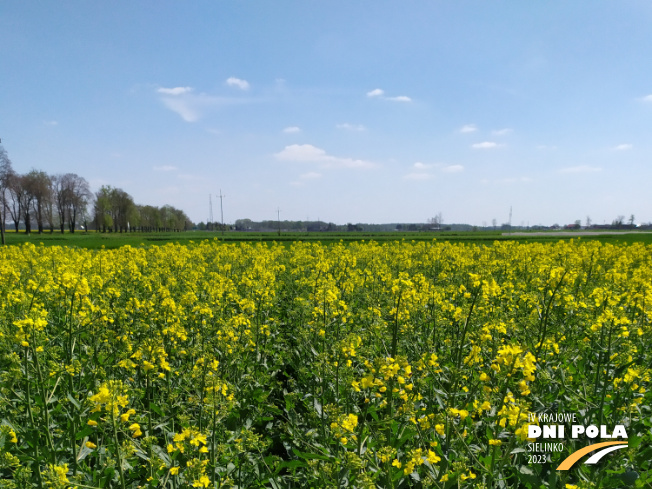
<box><xmin>2</xmin><ymin>229</ymin><xmax>652</xmax><ymax>248</ymax></box>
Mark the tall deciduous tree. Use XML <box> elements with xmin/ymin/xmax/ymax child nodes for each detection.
<box><xmin>93</xmin><ymin>185</ymin><xmax>135</xmax><ymax>232</ymax></box>
<box><xmin>52</xmin><ymin>174</ymin><xmax>70</xmax><ymax>233</ymax></box>
<box><xmin>111</xmin><ymin>188</ymin><xmax>135</xmax><ymax>232</ymax></box>
<box><xmin>19</xmin><ymin>175</ymin><xmax>36</xmax><ymax>234</ymax></box>
<box><xmin>0</xmin><ymin>146</ymin><xmax>15</xmax><ymax>244</ymax></box>
<box><xmin>7</xmin><ymin>173</ymin><xmax>25</xmax><ymax>233</ymax></box>
<box><xmin>44</xmin><ymin>175</ymin><xmax>56</xmax><ymax>233</ymax></box>
<box><xmin>137</xmin><ymin>205</ymin><xmax>160</xmax><ymax>232</ymax></box>
<box><xmin>23</xmin><ymin>169</ymin><xmax>52</xmax><ymax>234</ymax></box>
<box><xmin>93</xmin><ymin>186</ymin><xmax>113</xmax><ymax>232</ymax></box>
<box><xmin>67</xmin><ymin>174</ymin><xmax>91</xmax><ymax>233</ymax></box>
<box><xmin>53</xmin><ymin>173</ymin><xmax>92</xmax><ymax>233</ymax></box>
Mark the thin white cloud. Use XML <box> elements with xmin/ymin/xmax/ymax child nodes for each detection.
<box><xmin>154</xmin><ymin>165</ymin><xmax>177</xmax><ymax>172</ymax></box>
<box><xmin>290</xmin><ymin>171</ymin><xmax>322</xmax><ymax>187</ymax></box>
<box><xmin>158</xmin><ymin>90</ymin><xmax>247</xmax><ymax>122</ymax></box>
<box><xmin>413</xmin><ymin>162</ymin><xmax>435</xmax><ymax>170</ymax></box>
<box><xmin>442</xmin><ymin>164</ymin><xmax>464</xmax><ymax>173</ymax></box>
<box><xmin>226</xmin><ymin>77</ymin><xmax>250</xmax><ymax>90</ymax></box>
<box><xmin>158</xmin><ymin>86</ymin><xmax>193</xmax><ymax>95</ymax></box>
<box><xmin>275</xmin><ymin>144</ymin><xmax>375</xmax><ymax>169</ymax></box>
<box><xmin>613</xmin><ymin>144</ymin><xmax>632</xmax><ymax>151</ymax></box>
<box><xmin>412</xmin><ymin>162</ymin><xmax>462</xmax><ymax>173</ymax></box>
<box><xmin>403</xmin><ymin>172</ymin><xmax>434</xmax><ymax>180</ymax></box>
<box><xmin>492</xmin><ymin>128</ymin><xmax>513</xmax><ymax>136</ymax></box>
<box><xmin>640</xmin><ymin>94</ymin><xmax>652</xmax><ymax>102</ymax></box>
<box><xmin>43</xmin><ymin>120</ymin><xmax>58</xmax><ymax>126</ymax></box>
<box><xmin>559</xmin><ymin>165</ymin><xmax>601</xmax><ymax>174</ymax></box>
<box><xmin>336</xmin><ymin>123</ymin><xmax>366</xmax><ymax>131</ymax></box>
<box><xmin>386</xmin><ymin>95</ymin><xmax>412</xmax><ymax>102</ymax></box>
<box><xmin>283</xmin><ymin>126</ymin><xmax>301</xmax><ymax>133</ymax></box>
<box><xmin>460</xmin><ymin>124</ymin><xmax>477</xmax><ymax>133</ymax></box>
<box><xmin>160</xmin><ymin>97</ymin><xmax>200</xmax><ymax>122</ymax></box>
<box><xmin>367</xmin><ymin>88</ymin><xmax>384</xmax><ymax>97</ymax></box>
<box><xmin>366</xmin><ymin>88</ymin><xmax>411</xmax><ymax>102</ymax></box>
<box><xmin>472</xmin><ymin>141</ymin><xmax>503</xmax><ymax>149</ymax></box>
<box><xmin>160</xmin><ymin>97</ymin><xmax>202</xmax><ymax>122</ymax></box>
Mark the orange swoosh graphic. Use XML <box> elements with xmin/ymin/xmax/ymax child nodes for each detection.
<box><xmin>557</xmin><ymin>441</ymin><xmax>628</xmax><ymax>470</ymax></box>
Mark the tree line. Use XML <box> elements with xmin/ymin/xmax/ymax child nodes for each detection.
<box><xmin>232</xmin><ymin>219</ymin><xmax>454</xmax><ymax>233</ymax></box>
<box><xmin>0</xmin><ymin>145</ymin><xmax>192</xmax><ymax>244</ymax></box>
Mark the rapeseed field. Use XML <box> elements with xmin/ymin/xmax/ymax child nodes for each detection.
<box><xmin>0</xmin><ymin>240</ymin><xmax>650</xmax><ymax>488</ymax></box>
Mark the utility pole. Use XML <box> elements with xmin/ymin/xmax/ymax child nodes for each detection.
<box><xmin>277</xmin><ymin>207</ymin><xmax>281</xmax><ymax>236</ymax></box>
<box><xmin>219</xmin><ymin>189</ymin><xmax>225</xmax><ymax>236</ymax></box>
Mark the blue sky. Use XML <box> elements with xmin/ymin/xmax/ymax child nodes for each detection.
<box><xmin>2</xmin><ymin>1</ymin><xmax>651</xmax><ymax>226</ymax></box>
